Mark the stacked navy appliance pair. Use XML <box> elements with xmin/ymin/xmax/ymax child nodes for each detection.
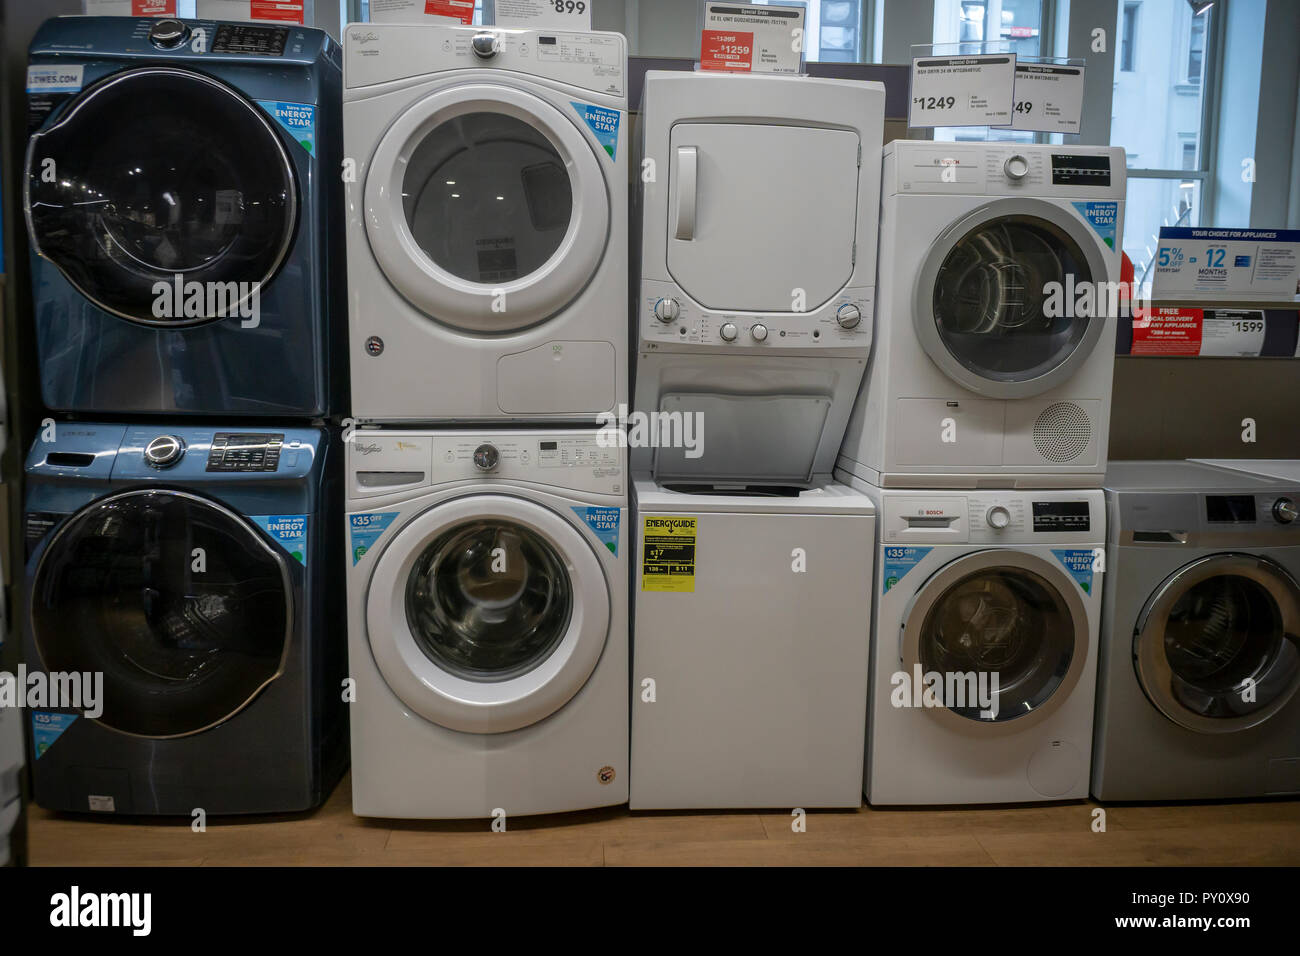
<box><xmin>21</xmin><ymin>16</ymin><xmax>347</xmax><ymax>815</ymax></box>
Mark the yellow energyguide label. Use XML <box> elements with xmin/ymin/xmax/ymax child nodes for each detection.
<box><xmin>641</xmin><ymin>515</ymin><xmax>697</xmax><ymax>593</ymax></box>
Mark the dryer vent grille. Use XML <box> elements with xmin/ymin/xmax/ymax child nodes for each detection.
<box><xmin>1032</xmin><ymin>403</ymin><xmax>1092</xmax><ymax>462</ymax></box>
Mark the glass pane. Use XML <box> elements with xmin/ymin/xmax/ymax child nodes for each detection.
<box><xmin>406</xmin><ymin>521</ymin><xmax>572</xmax><ymax>681</ymax></box>
<box><xmin>402</xmin><ymin>113</ymin><xmax>572</xmax><ymax>284</ymax></box>
<box><xmin>1163</xmin><ymin>574</ymin><xmax>1300</xmax><ymax>718</ymax></box>
<box><xmin>920</xmin><ymin>566</ymin><xmax>1075</xmax><ymax>722</ymax></box>
<box><xmin>932</xmin><ymin>0</ymin><xmax>1044</xmax><ymax>57</ymax></box>
<box><xmin>30</xmin><ymin>493</ymin><xmax>289</xmax><ymax>738</ymax></box>
<box><xmin>26</xmin><ymin>69</ymin><xmax>295</xmax><ymax>323</ymax></box>
<box><xmin>1121</xmin><ymin>178</ymin><xmax>1204</xmax><ymax>299</ymax></box>
<box><xmin>751</xmin><ymin>0</ymin><xmax>867</xmax><ymax>63</ymax></box>
<box><xmin>931</xmin><ymin>215</ymin><xmax>1095</xmax><ymax>381</ymax></box>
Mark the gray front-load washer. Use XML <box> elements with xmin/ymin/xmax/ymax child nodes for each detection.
<box><xmin>1094</xmin><ymin>461</ymin><xmax>1300</xmax><ymax>800</ymax></box>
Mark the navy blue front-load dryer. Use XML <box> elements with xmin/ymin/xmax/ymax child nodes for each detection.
<box><xmin>23</xmin><ymin>424</ymin><xmax>346</xmax><ymax>815</ymax></box>
<box><xmin>24</xmin><ymin>17</ymin><xmax>345</xmax><ymax>418</ymax></box>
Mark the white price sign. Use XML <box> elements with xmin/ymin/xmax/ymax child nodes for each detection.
<box><xmin>910</xmin><ymin>54</ymin><xmax>1016</xmax><ymax>128</ymax></box>
<box><xmin>699</xmin><ymin>1</ymin><xmax>806</xmax><ymax>75</ymax></box>
<box><xmin>1153</xmin><ymin>228</ymin><xmax>1300</xmax><ymax>304</ymax></box>
<box><xmin>1003</xmin><ymin>63</ymin><xmax>1085</xmax><ymax>134</ymax></box>
<box><xmin>494</xmin><ymin>0</ymin><xmax>591</xmax><ymax>30</ymax></box>
<box><xmin>1201</xmin><ymin>312</ymin><xmax>1267</xmax><ymax>357</ymax></box>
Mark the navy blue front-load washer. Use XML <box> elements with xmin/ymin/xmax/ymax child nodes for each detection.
<box><xmin>23</xmin><ymin>424</ymin><xmax>346</xmax><ymax>815</ymax></box>
<box><xmin>24</xmin><ymin>17</ymin><xmax>345</xmax><ymax>418</ymax></box>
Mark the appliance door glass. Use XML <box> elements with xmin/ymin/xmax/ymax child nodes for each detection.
<box><xmin>365</xmin><ymin>495</ymin><xmax>610</xmax><ymax>733</ymax></box>
<box><xmin>365</xmin><ymin>85</ymin><xmax>610</xmax><ymax>334</ymax></box>
<box><xmin>902</xmin><ymin>550</ymin><xmax>1090</xmax><ymax>725</ymax></box>
<box><xmin>666</xmin><ymin>123</ymin><xmax>860</xmax><ymax>313</ymax></box>
<box><xmin>914</xmin><ymin>200</ymin><xmax>1110</xmax><ymax>399</ymax></box>
<box><xmin>29</xmin><ymin>490</ymin><xmax>292</xmax><ymax>738</ymax></box>
<box><xmin>1134</xmin><ymin>553</ymin><xmax>1300</xmax><ymax>734</ymax></box>
<box><xmin>25</xmin><ymin>67</ymin><xmax>297</xmax><ymax>326</ymax></box>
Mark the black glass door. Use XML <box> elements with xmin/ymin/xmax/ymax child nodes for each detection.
<box><xmin>30</xmin><ymin>490</ymin><xmax>291</xmax><ymax>738</ymax></box>
<box><xmin>26</xmin><ymin>67</ymin><xmax>296</xmax><ymax>325</ymax></box>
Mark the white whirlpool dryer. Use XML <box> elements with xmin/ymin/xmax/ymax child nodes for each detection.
<box><xmin>346</xmin><ymin>429</ymin><xmax>628</xmax><ymax>818</ymax></box>
<box><xmin>633</xmin><ymin>71</ymin><xmax>884</xmax><ymax>486</ymax></box>
<box><xmin>343</xmin><ymin>23</ymin><xmax>628</xmax><ymax>422</ymax></box>
<box><xmin>839</xmin><ymin>143</ymin><xmax>1126</xmax><ymax>489</ymax></box>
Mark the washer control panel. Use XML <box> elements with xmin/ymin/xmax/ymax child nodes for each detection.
<box><xmin>206</xmin><ymin>433</ymin><xmax>285</xmax><ymax>473</ymax></box>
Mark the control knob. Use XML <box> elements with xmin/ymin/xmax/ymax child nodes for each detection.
<box><xmin>750</xmin><ymin>324</ymin><xmax>769</xmax><ymax>342</ymax></box>
<box><xmin>836</xmin><ymin>304</ymin><xmax>862</xmax><ymax>329</ymax></box>
<box><xmin>149</xmin><ymin>19</ymin><xmax>191</xmax><ymax>49</ymax></box>
<box><xmin>653</xmin><ymin>298</ymin><xmax>680</xmax><ymax>323</ymax></box>
<box><xmin>473</xmin><ymin>443</ymin><xmax>500</xmax><ymax>472</ymax></box>
<box><xmin>472</xmin><ymin>32</ymin><xmax>501</xmax><ymax>58</ymax></box>
<box><xmin>1004</xmin><ymin>155</ymin><xmax>1030</xmax><ymax>180</ymax></box>
<box><xmin>986</xmin><ymin>505</ymin><xmax>1012</xmax><ymax>530</ymax></box>
<box><xmin>719</xmin><ymin>322</ymin><xmax>738</xmax><ymax>342</ymax></box>
<box><xmin>144</xmin><ymin>435</ymin><xmax>186</xmax><ymax>469</ymax></box>
<box><xmin>1275</xmin><ymin>498</ymin><xmax>1298</xmax><ymax>525</ymax></box>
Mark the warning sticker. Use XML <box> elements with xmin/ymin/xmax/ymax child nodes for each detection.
<box><xmin>641</xmin><ymin>515</ymin><xmax>696</xmax><ymax>593</ymax></box>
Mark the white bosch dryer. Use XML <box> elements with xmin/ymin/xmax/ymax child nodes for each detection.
<box><xmin>345</xmin><ymin>429</ymin><xmax>628</xmax><ymax>817</ymax></box>
<box><xmin>839</xmin><ymin>142</ymin><xmax>1126</xmax><ymax>489</ymax></box>
<box><xmin>633</xmin><ymin>71</ymin><xmax>884</xmax><ymax>486</ymax></box>
<box><xmin>343</xmin><ymin>23</ymin><xmax>628</xmax><ymax>422</ymax></box>
<box><xmin>838</xmin><ymin>473</ymin><xmax>1104</xmax><ymax>804</ymax></box>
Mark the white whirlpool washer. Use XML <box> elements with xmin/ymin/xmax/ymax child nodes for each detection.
<box><xmin>839</xmin><ymin>472</ymin><xmax>1105</xmax><ymax>804</ymax></box>
<box><xmin>343</xmin><ymin>23</ymin><xmax>628</xmax><ymax>423</ymax></box>
<box><xmin>346</xmin><ymin>429</ymin><xmax>628</xmax><ymax>818</ymax></box>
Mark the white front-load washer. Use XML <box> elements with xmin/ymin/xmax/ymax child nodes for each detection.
<box><xmin>838</xmin><ymin>472</ymin><xmax>1105</xmax><ymax>804</ymax></box>
<box><xmin>633</xmin><ymin>71</ymin><xmax>884</xmax><ymax>487</ymax></box>
<box><xmin>839</xmin><ymin>142</ymin><xmax>1126</xmax><ymax>489</ymax></box>
<box><xmin>343</xmin><ymin>23</ymin><xmax>628</xmax><ymax>423</ymax></box>
<box><xmin>346</xmin><ymin>429</ymin><xmax>628</xmax><ymax>817</ymax></box>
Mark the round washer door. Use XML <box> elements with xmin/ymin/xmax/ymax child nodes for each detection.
<box><xmin>901</xmin><ymin>550</ymin><xmax>1091</xmax><ymax>730</ymax></box>
<box><xmin>364</xmin><ymin>83</ymin><xmax>609</xmax><ymax>334</ymax></box>
<box><xmin>366</xmin><ymin>495</ymin><xmax>610</xmax><ymax>734</ymax></box>
<box><xmin>29</xmin><ymin>490</ymin><xmax>292</xmax><ymax>739</ymax></box>
<box><xmin>913</xmin><ymin>199</ymin><xmax>1110</xmax><ymax>400</ymax></box>
<box><xmin>25</xmin><ymin>67</ymin><xmax>298</xmax><ymax>326</ymax></box>
<box><xmin>1134</xmin><ymin>553</ymin><xmax>1300</xmax><ymax>734</ymax></box>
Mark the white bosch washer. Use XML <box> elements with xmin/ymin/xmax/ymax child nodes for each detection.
<box><xmin>343</xmin><ymin>23</ymin><xmax>628</xmax><ymax>422</ymax></box>
<box><xmin>839</xmin><ymin>142</ymin><xmax>1125</xmax><ymax>489</ymax></box>
<box><xmin>839</xmin><ymin>472</ymin><xmax>1104</xmax><ymax>804</ymax></box>
<box><xmin>346</xmin><ymin>429</ymin><xmax>628</xmax><ymax>817</ymax></box>
<box><xmin>633</xmin><ymin>71</ymin><xmax>884</xmax><ymax>487</ymax></box>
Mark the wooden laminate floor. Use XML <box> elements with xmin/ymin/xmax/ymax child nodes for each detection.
<box><xmin>26</xmin><ymin>774</ymin><xmax>1300</xmax><ymax>866</ymax></box>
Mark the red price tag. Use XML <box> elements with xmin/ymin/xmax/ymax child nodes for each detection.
<box><xmin>1131</xmin><ymin>307</ymin><xmax>1203</xmax><ymax>356</ymax></box>
<box><xmin>133</xmin><ymin>0</ymin><xmax>177</xmax><ymax>14</ymax></box>
<box><xmin>250</xmin><ymin>1</ymin><xmax>305</xmax><ymax>23</ymax></box>
<box><xmin>426</xmin><ymin>0</ymin><xmax>475</xmax><ymax>22</ymax></box>
<box><xmin>700</xmin><ymin>30</ymin><xmax>754</xmax><ymax>72</ymax></box>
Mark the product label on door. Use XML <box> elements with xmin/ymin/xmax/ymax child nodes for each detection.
<box><xmin>573</xmin><ymin>507</ymin><xmax>620</xmax><ymax>556</ymax></box>
<box><xmin>699</xmin><ymin>1</ymin><xmax>805</xmax><ymax>75</ymax></box>
<box><xmin>1052</xmin><ymin>549</ymin><xmax>1096</xmax><ymax>593</ymax></box>
<box><xmin>571</xmin><ymin>101</ymin><xmax>619</xmax><ymax>160</ymax></box>
<box><xmin>350</xmin><ymin>511</ymin><xmax>400</xmax><ymax>565</ymax></box>
<box><xmin>257</xmin><ymin>100</ymin><xmax>316</xmax><ymax>155</ymax></box>
<box><xmin>252</xmin><ymin>515</ymin><xmax>308</xmax><ymax>565</ymax></box>
<box><xmin>495</xmin><ymin>0</ymin><xmax>592</xmax><ymax>30</ymax></box>
<box><xmin>26</xmin><ymin>65</ymin><xmax>84</xmax><ymax>95</ymax></box>
<box><xmin>1152</xmin><ymin>228</ymin><xmax>1300</xmax><ymax>303</ymax></box>
<box><xmin>1001</xmin><ymin>63</ymin><xmax>1085</xmax><ymax>134</ymax></box>
<box><xmin>882</xmin><ymin>546</ymin><xmax>931</xmax><ymax>594</ymax></box>
<box><xmin>31</xmin><ymin>711</ymin><xmax>77</xmax><ymax>760</ymax></box>
<box><xmin>1072</xmin><ymin>201</ymin><xmax>1118</xmax><ymax>249</ymax></box>
<box><xmin>641</xmin><ymin>516</ymin><xmax>696</xmax><ymax>593</ymax></box>
<box><xmin>909</xmin><ymin>54</ymin><xmax>1016</xmax><ymax>128</ymax></box>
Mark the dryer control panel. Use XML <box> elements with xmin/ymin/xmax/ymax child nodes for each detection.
<box><xmin>883</xmin><ymin>142</ymin><xmax>1126</xmax><ymax>200</ymax></box>
<box><xmin>879</xmin><ymin>490</ymin><xmax>1105</xmax><ymax>545</ymax></box>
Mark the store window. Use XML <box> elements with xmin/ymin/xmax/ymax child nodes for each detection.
<box><xmin>750</xmin><ymin>0</ymin><xmax>870</xmax><ymax>63</ymax></box>
<box><xmin>1110</xmin><ymin>0</ymin><xmax>1216</xmax><ymax>298</ymax></box>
